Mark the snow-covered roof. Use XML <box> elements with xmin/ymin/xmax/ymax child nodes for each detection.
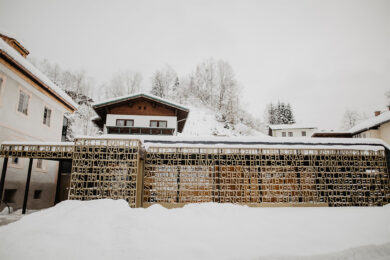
<box><xmin>349</xmin><ymin>110</ymin><xmax>390</xmax><ymax>134</ymax></box>
<box><xmin>0</xmin><ymin>37</ymin><xmax>77</xmax><ymax>110</ymax></box>
<box><xmin>77</xmin><ymin>134</ymin><xmax>389</xmax><ymax>151</ymax></box>
<box><xmin>93</xmin><ymin>92</ymin><xmax>189</xmax><ymax>112</ymax></box>
<box><xmin>268</xmin><ymin>124</ymin><xmax>317</xmax><ymax>130</ymax></box>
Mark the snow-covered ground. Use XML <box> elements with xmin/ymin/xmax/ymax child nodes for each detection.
<box><xmin>181</xmin><ymin>103</ymin><xmax>265</xmax><ymax>137</ymax></box>
<box><xmin>0</xmin><ymin>208</ymin><xmax>36</xmax><ymax>227</ymax></box>
<box><xmin>0</xmin><ymin>200</ymin><xmax>389</xmax><ymax>260</ymax></box>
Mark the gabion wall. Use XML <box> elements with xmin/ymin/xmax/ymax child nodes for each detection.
<box><xmin>144</xmin><ymin>147</ymin><xmax>390</xmax><ymax>207</ymax></box>
<box><xmin>68</xmin><ymin>138</ymin><xmax>140</xmax><ymax>207</ymax></box>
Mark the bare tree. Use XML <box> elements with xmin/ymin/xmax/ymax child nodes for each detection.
<box><xmin>103</xmin><ymin>70</ymin><xmax>143</xmax><ymax>99</ymax></box>
<box><xmin>189</xmin><ymin>58</ymin><xmax>218</xmax><ymax>105</ymax></box>
<box><xmin>151</xmin><ymin>66</ymin><xmax>177</xmax><ymax>98</ymax></box>
<box><xmin>341</xmin><ymin>109</ymin><xmax>361</xmax><ymax>130</ymax></box>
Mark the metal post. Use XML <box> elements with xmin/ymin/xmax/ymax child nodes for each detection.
<box><xmin>54</xmin><ymin>160</ymin><xmax>63</xmax><ymax>204</ymax></box>
<box><xmin>0</xmin><ymin>157</ymin><xmax>9</xmax><ymax>205</ymax></box>
<box><xmin>22</xmin><ymin>158</ymin><xmax>33</xmax><ymax>214</ymax></box>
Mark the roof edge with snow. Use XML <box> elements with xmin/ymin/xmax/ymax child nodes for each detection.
<box><xmin>349</xmin><ymin>111</ymin><xmax>390</xmax><ymax>135</ymax></box>
<box><xmin>93</xmin><ymin>92</ymin><xmax>189</xmax><ymax>112</ymax></box>
<box><xmin>0</xmin><ymin>38</ymin><xmax>77</xmax><ymax>111</ymax></box>
<box><xmin>268</xmin><ymin>124</ymin><xmax>318</xmax><ymax>130</ymax></box>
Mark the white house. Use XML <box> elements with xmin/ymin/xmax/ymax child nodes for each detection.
<box><xmin>0</xmin><ymin>32</ymin><xmax>77</xmax><ymax>210</ymax></box>
<box><xmin>349</xmin><ymin>108</ymin><xmax>390</xmax><ymax>144</ymax></box>
<box><xmin>268</xmin><ymin>124</ymin><xmax>318</xmax><ymax>138</ymax></box>
<box><xmin>92</xmin><ymin>93</ymin><xmax>189</xmax><ymax>135</ymax></box>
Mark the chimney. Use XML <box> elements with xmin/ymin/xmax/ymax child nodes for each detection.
<box><xmin>374</xmin><ymin>111</ymin><xmax>381</xmax><ymax>117</ymax></box>
<box><xmin>388</xmin><ymin>106</ymin><xmax>390</xmax><ymax>111</ymax></box>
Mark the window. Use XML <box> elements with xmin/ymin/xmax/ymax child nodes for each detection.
<box><xmin>3</xmin><ymin>189</ymin><xmax>17</xmax><ymax>203</ymax></box>
<box><xmin>288</xmin><ymin>132</ymin><xmax>293</xmax><ymax>137</ymax></box>
<box><xmin>301</xmin><ymin>131</ymin><xmax>306</xmax><ymax>137</ymax></box>
<box><xmin>43</xmin><ymin>107</ymin><xmax>52</xmax><ymax>126</ymax></box>
<box><xmin>282</xmin><ymin>132</ymin><xmax>286</xmax><ymax>137</ymax></box>
<box><xmin>10</xmin><ymin>157</ymin><xmax>19</xmax><ymax>165</ymax></box>
<box><xmin>17</xmin><ymin>89</ymin><xmax>29</xmax><ymax>115</ymax></box>
<box><xmin>116</xmin><ymin>119</ymin><xmax>125</xmax><ymax>126</ymax></box>
<box><xmin>150</xmin><ymin>120</ymin><xmax>167</xmax><ymax>128</ymax></box>
<box><xmin>62</xmin><ymin>116</ymin><xmax>68</xmax><ymax>142</ymax></box>
<box><xmin>116</xmin><ymin>119</ymin><xmax>134</xmax><ymax>127</ymax></box>
<box><xmin>36</xmin><ymin>159</ymin><xmax>43</xmax><ymax>169</ymax></box>
<box><xmin>33</xmin><ymin>190</ymin><xmax>42</xmax><ymax>199</ymax></box>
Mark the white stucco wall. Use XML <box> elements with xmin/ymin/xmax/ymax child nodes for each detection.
<box><xmin>355</xmin><ymin>122</ymin><xmax>390</xmax><ymax>145</ymax></box>
<box><xmin>378</xmin><ymin>122</ymin><xmax>390</xmax><ymax>145</ymax></box>
<box><xmin>106</xmin><ymin>114</ymin><xmax>177</xmax><ymax>130</ymax></box>
<box><xmin>271</xmin><ymin>128</ymin><xmax>317</xmax><ymax>138</ymax></box>
<box><xmin>0</xmin><ymin>62</ymin><xmax>69</xmax><ymax>209</ymax></box>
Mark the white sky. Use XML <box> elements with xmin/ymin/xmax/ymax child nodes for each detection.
<box><xmin>1</xmin><ymin>0</ymin><xmax>389</xmax><ymax>130</ymax></box>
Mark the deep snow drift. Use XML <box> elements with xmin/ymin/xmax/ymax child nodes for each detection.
<box><xmin>0</xmin><ymin>200</ymin><xmax>389</xmax><ymax>260</ymax></box>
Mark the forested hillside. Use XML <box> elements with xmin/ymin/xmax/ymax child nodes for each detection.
<box><xmin>30</xmin><ymin>58</ymin><xmax>265</xmax><ymax>138</ymax></box>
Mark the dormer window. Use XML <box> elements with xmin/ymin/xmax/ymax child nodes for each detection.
<box><xmin>116</xmin><ymin>119</ymin><xmax>134</xmax><ymax>127</ymax></box>
<box><xmin>150</xmin><ymin>120</ymin><xmax>167</xmax><ymax>128</ymax></box>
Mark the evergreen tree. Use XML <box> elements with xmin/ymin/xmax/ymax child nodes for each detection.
<box><xmin>265</xmin><ymin>101</ymin><xmax>295</xmax><ymax>124</ymax></box>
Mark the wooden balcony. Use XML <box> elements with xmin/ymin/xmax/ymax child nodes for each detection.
<box><xmin>106</xmin><ymin>126</ymin><xmax>175</xmax><ymax>135</ymax></box>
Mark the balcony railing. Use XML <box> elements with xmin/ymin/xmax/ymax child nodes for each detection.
<box><xmin>106</xmin><ymin>126</ymin><xmax>175</xmax><ymax>135</ymax></box>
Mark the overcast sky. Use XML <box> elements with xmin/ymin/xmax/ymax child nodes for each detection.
<box><xmin>1</xmin><ymin>0</ymin><xmax>389</xmax><ymax>130</ymax></box>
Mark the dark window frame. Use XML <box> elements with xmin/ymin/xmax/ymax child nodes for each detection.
<box><xmin>33</xmin><ymin>190</ymin><xmax>42</xmax><ymax>199</ymax></box>
<box><xmin>150</xmin><ymin>120</ymin><xmax>168</xmax><ymax>128</ymax></box>
<box><xmin>4</xmin><ymin>189</ymin><xmax>17</xmax><ymax>203</ymax></box>
<box><xmin>116</xmin><ymin>119</ymin><xmax>134</xmax><ymax>127</ymax></box>
<box><xmin>43</xmin><ymin>107</ymin><xmax>52</xmax><ymax>127</ymax></box>
<box><xmin>17</xmin><ymin>89</ymin><xmax>30</xmax><ymax>115</ymax></box>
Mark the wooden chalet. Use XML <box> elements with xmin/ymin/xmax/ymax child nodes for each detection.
<box><xmin>92</xmin><ymin>93</ymin><xmax>189</xmax><ymax>135</ymax></box>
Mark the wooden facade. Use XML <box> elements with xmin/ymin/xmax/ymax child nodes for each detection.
<box><xmin>92</xmin><ymin>94</ymin><xmax>189</xmax><ymax>133</ymax></box>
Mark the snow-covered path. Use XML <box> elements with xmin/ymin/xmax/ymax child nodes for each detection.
<box><xmin>0</xmin><ymin>200</ymin><xmax>389</xmax><ymax>260</ymax></box>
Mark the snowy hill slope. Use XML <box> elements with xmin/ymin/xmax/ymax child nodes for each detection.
<box><xmin>180</xmin><ymin>103</ymin><xmax>266</xmax><ymax>137</ymax></box>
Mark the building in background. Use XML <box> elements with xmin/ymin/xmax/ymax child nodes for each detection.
<box><xmin>92</xmin><ymin>93</ymin><xmax>189</xmax><ymax>135</ymax></box>
<box><xmin>349</xmin><ymin>107</ymin><xmax>390</xmax><ymax>144</ymax></box>
<box><xmin>0</xmin><ymin>32</ymin><xmax>77</xmax><ymax>210</ymax></box>
<box><xmin>268</xmin><ymin>124</ymin><xmax>317</xmax><ymax>138</ymax></box>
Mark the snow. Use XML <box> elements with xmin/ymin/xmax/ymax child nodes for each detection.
<box><xmin>93</xmin><ymin>92</ymin><xmax>189</xmax><ymax>111</ymax></box>
<box><xmin>1</xmin><ymin>141</ymin><xmax>74</xmax><ymax>146</ymax></box>
<box><xmin>349</xmin><ymin>110</ymin><xmax>390</xmax><ymax>134</ymax></box>
<box><xmin>77</xmin><ymin>134</ymin><xmax>388</xmax><ymax>151</ymax></box>
<box><xmin>181</xmin><ymin>104</ymin><xmax>265</xmax><ymax>137</ymax></box>
<box><xmin>269</xmin><ymin>123</ymin><xmax>317</xmax><ymax>130</ymax></box>
<box><xmin>0</xmin><ymin>199</ymin><xmax>389</xmax><ymax>260</ymax></box>
<box><xmin>0</xmin><ymin>38</ymin><xmax>78</xmax><ymax>109</ymax></box>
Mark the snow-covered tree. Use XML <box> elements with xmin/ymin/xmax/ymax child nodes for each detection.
<box><xmin>151</xmin><ymin>66</ymin><xmax>178</xmax><ymax>98</ymax></box>
<box><xmin>102</xmin><ymin>70</ymin><xmax>143</xmax><ymax>99</ymax></box>
<box><xmin>30</xmin><ymin>59</ymin><xmax>99</xmax><ymax>139</ymax></box>
<box><xmin>187</xmin><ymin>59</ymin><xmax>241</xmax><ymax>126</ymax></box>
<box><xmin>341</xmin><ymin>109</ymin><xmax>362</xmax><ymax>130</ymax></box>
<box><xmin>265</xmin><ymin>102</ymin><xmax>295</xmax><ymax>124</ymax></box>
<box><xmin>189</xmin><ymin>59</ymin><xmax>218</xmax><ymax>105</ymax></box>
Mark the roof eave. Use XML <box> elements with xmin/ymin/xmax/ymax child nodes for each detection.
<box><xmin>0</xmin><ymin>50</ymin><xmax>77</xmax><ymax>112</ymax></box>
<box><xmin>93</xmin><ymin>93</ymin><xmax>189</xmax><ymax>112</ymax></box>
<box><xmin>351</xmin><ymin>120</ymin><xmax>390</xmax><ymax>135</ymax></box>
